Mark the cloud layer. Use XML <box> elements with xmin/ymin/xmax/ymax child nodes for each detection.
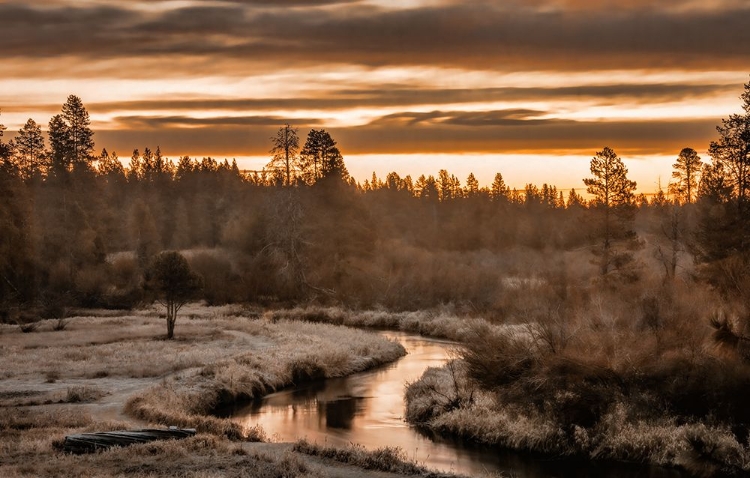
<box><xmin>0</xmin><ymin>0</ymin><xmax>748</xmax><ymax>169</ymax></box>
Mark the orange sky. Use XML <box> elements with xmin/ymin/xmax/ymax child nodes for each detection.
<box><xmin>1</xmin><ymin>0</ymin><xmax>749</xmax><ymax>191</ymax></box>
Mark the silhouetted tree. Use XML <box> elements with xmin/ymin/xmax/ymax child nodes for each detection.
<box><xmin>488</xmin><ymin>173</ymin><xmax>508</xmax><ymax>202</ymax></box>
<box><xmin>708</xmin><ymin>78</ymin><xmax>750</xmax><ymax>210</ymax></box>
<box><xmin>0</xmin><ymin>114</ymin><xmax>11</xmax><ymax>167</ymax></box>
<box><xmin>97</xmin><ymin>149</ymin><xmax>125</xmax><ymax>179</ymax></box>
<box><xmin>583</xmin><ymin>147</ymin><xmax>638</xmax><ymax>275</ymax></box>
<box><xmin>464</xmin><ymin>173</ymin><xmax>480</xmax><ymax>197</ymax></box>
<box><xmin>669</xmin><ymin>147</ymin><xmax>702</xmax><ymax>204</ymax></box>
<box><xmin>60</xmin><ymin>95</ymin><xmax>95</xmax><ymax>168</ymax></box>
<box><xmin>566</xmin><ymin>189</ymin><xmax>585</xmax><ymax>208</ymax></box>
<box><xmin>268</xmin><ymin>124</ymin><xmax>300</xmax><ymax>186</ymax></box>
<box><xmin>13</xmin><ymin>119</ymin><xmax>46</xmax><ymax>180</ymax></box>
<box><xmin>694</xmin><ymin>79</ymin><xmax>750</xmax><ymax>292</ymax></box>
<box><xmin>144</xmin><ymin>251</ymin><xmax>202</xmax><ymax>339</ymax></box>
<box><xmin>48</xmin><ymin>114</ymin><xmax>70</xmax><ymax>176</ymax></box>
<box><xmin>300</xmin><ymin>129</ymin><xmax>345</xmax><ymax>183</ymax></box>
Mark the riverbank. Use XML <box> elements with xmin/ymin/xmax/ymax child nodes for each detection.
<box><xmin>404</xmin><ymin>333</ymin><xmax>750</xmax><ymax>477</ymax></box>
<box><xmin>0</xmin><ymin>305</ymin><xmax>438</xmax><ymax>477</ymax></box>
<box><xmin>264</xmin><ymin>305</ymin><xmax>514</xmax><ymax>341</ymax></box>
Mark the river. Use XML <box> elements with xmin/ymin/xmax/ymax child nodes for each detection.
<box><xmin>225</xmin><ymin>331</ymin><xmax>685</xmax><ymax>477</ymax></box>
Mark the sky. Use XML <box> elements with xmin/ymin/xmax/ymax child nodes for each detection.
<box><xmin>1</xmin><ymin>0</ymin><xmax>749</xmax><ymax>192</ymax></box>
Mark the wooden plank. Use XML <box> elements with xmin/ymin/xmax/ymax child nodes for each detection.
<box><xmin>63</xmin><ymin>428</ymin><xmax>196</xmax><ymax>454</ymax></box>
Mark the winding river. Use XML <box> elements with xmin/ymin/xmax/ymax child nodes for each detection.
<box><xmin>225</xmin><ymin>331</ymin><xmax>684</xmax><ymax>477</ymax></box>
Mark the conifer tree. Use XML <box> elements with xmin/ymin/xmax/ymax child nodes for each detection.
<box><xmin>669</xmin><ymin>147</ymin><xmax>702</xmax><ymax>204</ymax></box>
<box><xmin>583</xmin><ymin>147</ymin><xmax>638</xmax><ymax>275</ymax></box>
<box><xmin>61</xmin><ymin>95</ymin><xmax>94</xmax><ymax>167</ymax></box>
<box><xmin>490</xmin><ymin>173</ymin><xmax>509</xmax><ymax>201</ymax></box>
<box><xmin>13</xmin><ymin>119</ymin><xmax>46</xmax><ymax>180</ymax></box>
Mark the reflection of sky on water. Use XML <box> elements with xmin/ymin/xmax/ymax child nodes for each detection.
<box><xmin>230</xmin><ymin>332</ymin><xmax>685</xmax><ymax>478</ymax></box>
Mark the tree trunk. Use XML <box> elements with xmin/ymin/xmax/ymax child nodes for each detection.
<box><xmin>166</xmin><ymin>302</ymin><xmax>176</xmax><ymax>339</ymax></box>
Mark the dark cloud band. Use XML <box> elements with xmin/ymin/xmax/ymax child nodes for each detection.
<box><xmin>1</xmin><ymin>2</ymin><xmax>749</xmax><ymax>71</ymax></box>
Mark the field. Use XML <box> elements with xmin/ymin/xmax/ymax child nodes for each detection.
<box><xmin>0</xmin><ymin>304</ymin><xmax>444</xmax><ymax>478</ymax></box>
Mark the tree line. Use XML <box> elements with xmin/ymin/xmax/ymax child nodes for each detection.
<box><xmin>0</xmin><ymin>78</ymin><xmax>749</xmax><ymax>320</ymax></box>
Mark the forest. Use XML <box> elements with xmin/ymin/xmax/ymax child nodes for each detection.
<box><xmin>2</xmin><ymin>87</ymin><xmax>746</xmax><ymax>318</ymax></box>
<box><xmin>1</xmin><ymin>78</ymin><xmax>750</xmax><ymax>475</ymax></box>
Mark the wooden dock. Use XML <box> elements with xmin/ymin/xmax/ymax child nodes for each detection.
<box><xmin>63</xmin><ymin>427</ymin><xmax>196</xmax><ymax>453</ymax></box>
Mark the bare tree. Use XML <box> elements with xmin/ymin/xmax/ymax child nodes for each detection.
<box><xmin>267</xmin><ymin>124</ymin><xmax>300</xmax><ymax>186</ymax></box>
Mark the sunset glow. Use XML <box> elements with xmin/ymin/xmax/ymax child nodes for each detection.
<box><xmin>2</xmin><ymin>0</ymin><xmax>749</xmax><ymax>191</ymax></box>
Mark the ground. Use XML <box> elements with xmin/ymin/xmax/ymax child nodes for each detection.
<box><xmin>0</xmin><ymin>304</ymin><xmax>456</xmax><ymax>478</ymax></box>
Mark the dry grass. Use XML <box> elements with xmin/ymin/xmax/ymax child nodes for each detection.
<box><xmin>294</xmin><ymin>438</ymin><xmax>450</xmax><ymax>476</ymax></box>
<box><xmin>0</xmin><ymin>304</ymin><xmax>411</xmax><ymax>477</ymax></box>
<box><xmin>264</xmin><ymin>305</ymin><xmax>511</xmax><ymax>342</ymax></box>
<box><xmin>125</xmin><ymin>320</ymin><xmax>406</xmax><ymax>439</ymax></box>
<box><xmin>0</xmin><ymin>410</ymin><xmax>324</xmax><ymax>478</ymax></box>
<box><xmin>403</xmin><ymin>280</ymin><xmax>750</xmax><ymax>475</ymax></box>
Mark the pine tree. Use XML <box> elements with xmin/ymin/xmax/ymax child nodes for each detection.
<box><xmin>464</xmin><ymin>172</ymin><xmax>480</xmax><ymax>197</ymax></box>
<box><xmin>300</xmin><ymin>129</ymin><xmax>347</xmax><ymax>183</ymax></box>
<box><xmin>13</xmin><ymin>119</ymin><xmax>46</xmax><ymax>180</ymax></box>
<box><xmin>97</xmin><ymin>149</ymin><xmax>125</xmax><ymax>179</ymax></box>
<box><xmin>694</xmin><ymin>78</ymin><xmax>750</xmax><ymax>275</ymax></box>
<box><xmin>0</xmin><ymin>111</ymin><xmax>12</xmax><ymax>168</ymax></box>
<box><xmin>60</xmin><ymin>95</ymin><xmax>95</xmax><ymax>167</ymax></box>
<box><xmin>127</xmin><ymin>149</ymin><xmax>142</xmax><ymax>182</ymax></box>
<box><xmin>708</xmin><ymin>78</ymin><xmax>750</xmax><ymax>210</ymax></box>
<box><xmin>583</xmin><ymin>147</ymin><xmax>638</xmax><ymax>275</ymax></box>
<box><xmin>669</xmin><ymin>147</ymin><xmax>702</xmax><ymax>204</ymax></box>
<box><xmin>566</xmin><ymin>189</ymin><xmax>585</xmax><ymax>208</ymax></box>
<box><xmin>48</xmin><ymin>114</ymin><xmax>71</xmax><ymax>176</ymax></box>
<box><xmin>490</xmin><ymin>173</ymin><xmax>509</xmax><ymax>201</ymax></box>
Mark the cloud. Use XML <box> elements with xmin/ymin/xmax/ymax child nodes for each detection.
<box><xmin>93</xmin><ymin>114</ymin><xmax>719</xmax><ymax>158</ymax></box>
<box><xmin>1</xmin><ymin>1</ymin><xmax>748</xmax><ymax>72</ymax></box>
<box><xmin>113</xmin><ymin>115</ymin><xmax>323</xmax><ymax>128</ymax></box>
<box><xmin>370</xmin><ymin>109</ymin><xmax>559</xmax><ymax>127</ymax></box>
<box><xmin>6</xmin><ymin>82</ymin><xmax>730</xmax><ymax>116</ymax></box>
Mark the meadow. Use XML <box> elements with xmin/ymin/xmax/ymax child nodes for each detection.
<box><xmin>0</xmin><ymin>305</ymin><xmax>432</xmax><ymax>478</ymax></box>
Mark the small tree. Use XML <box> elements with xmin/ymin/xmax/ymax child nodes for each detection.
<box><xmin>144</xmin><ymin>251</ymin><xmax>202</xmax><ymax>339</ymax></box>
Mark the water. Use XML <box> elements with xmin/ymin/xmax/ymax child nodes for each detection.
<box><xmin>226</xmin><ymin>331</ymin><xmax>685</xmax><ymax>477</ymax></box>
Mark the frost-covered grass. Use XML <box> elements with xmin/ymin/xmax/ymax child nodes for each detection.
<box><xmin>264</xmin><ymin>305</ymin><xmax>517</xmax><ymax>341</ymax></box>
<box><xmin>0</xmin><ymin>305</ymin><xmax>411</xmax><ymax>477</ymax></box>
<box><xmin>125</xmin><ymin>319</ymin><xmax>406</xmax><ymax>439</ymax></box>
<box><xmin>0</xmin><ymin>407</ymin><xmax>322</xmax><ymax>478</ymax></box>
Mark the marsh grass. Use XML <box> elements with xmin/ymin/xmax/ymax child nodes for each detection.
<box><xmin>265</xmin><ymin>305</ymin><xmax>508</xmax><ymax>341</ymax></box>
<box><xmin>1</xmin><ymin>416</ymin><xmax>324</xmax><ymax>478</ymax></box>
<box><xmin>0</xmin><ymin>305</ymin><xmax>412</xmax><ymax>477</ymax></box>
<box><xmin>125</xmin><ymin>320</ymin><xmax>405</xmax><ymax>439</ymax></box>
<box><xmin>404</xmin><ymin>281</ymin><xmax>750</xmax><ymax>475</ymax></box>
<box><xmin>293</xmin><ymin>438</ymin><xmax>441</xmax><ymax>476</ymax></box>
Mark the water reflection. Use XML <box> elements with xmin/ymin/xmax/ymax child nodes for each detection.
<box><xmin>228</xmin><ymin>332</ymin><xmax>685</xmax><ymax>477</ymax></box>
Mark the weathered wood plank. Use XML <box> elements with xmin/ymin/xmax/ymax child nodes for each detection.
<box><xmin>63</xmin><ymin>427</ymin><xmax>196</xmax><ymax>453</ymax></box>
